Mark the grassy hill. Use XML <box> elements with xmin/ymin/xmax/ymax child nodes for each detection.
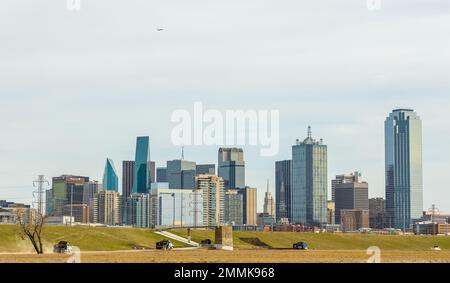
<box><xmin>0</xmin><ymin>225</ymin><xmax>185</xmax><ymax>253</ymax></box>
<box><xmin>171</xmin><ymin>229</ymin><xmax>450</xmax><ymax>251</ymax></box>
<box><xmin>1</xmin><ymin>224</ymin><xmax>449</xmax><ymax>253</ymax></box>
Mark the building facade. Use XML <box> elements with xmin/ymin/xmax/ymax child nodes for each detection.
<box><xmin>275</xmin><ymin>160</ymin><xmax>292</xmax><ymax>223</ymax></box>
<box><xmin>167</xmin><ymin>160</ymin><xmax>197</xmax><ymax>189</ymax></box>
<box><xmin>340</xmin><ymin>209</ymin><xmax>369</xmax><ymax>232</ymax></box>
<box><xmin>385</xmin><ymin>109</ymin><xmax>423</xmax><ymax>230</ymax></box>
<box><xmin>240</xmin><ymin>186</ymin><xmax>257</xmax><ymax>225</ymax></box>
<box><xmin>102</xmin><ymin>158</ymin><xmax>119</xmax><ymax>191</ymax></box>
<box><xmin>292</xmin><ymin>127</ymin><xmax>327</xmax><ymax>226</ymax></box>
<box><xmin>156</xmin><ymin>167</ymin><xmax>167</xmax><ymax>183</ymax></box>
<box><xmin>122</xmin><ymin>161</ymin><xmax>134</xmax><ymax>199</ymax></box>
<box><xmin>224</xmin><ymin>189</ymin><xmax>243</xmax><ymax>225</ymax></box>
<box><xmin>133</xmin><ymin>136</ymin><xmax>151</xmax><ymax>193</ymax></box>
<box><xmin>263</xmin><ymin>183</ymin><xmax>275</xmax><ymax>218</ymax></box>
<box><xmin>195</xmin><ymin>174</ymin><xmax>225</xmax><ymax>226</ymax></box>
<box><xmin>95</xmin><ymin>190</ymin><xmax>121</xmax><ymax>225</ymax></box>
<box><xmin>218</xmin><ymin>148</ymin><xmax>245</xmax><ymax>189</ymax></box>
<box><xmin>334</xmin><ymin>172</ymin><xmax>369</xmax><ymax>224</ymax></box>
<box><xmin>369</xmin><ymin>198</ymin><xmax>386</xmax><ymax>229</ymax></box>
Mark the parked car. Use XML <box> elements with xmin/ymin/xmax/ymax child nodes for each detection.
<box><xmin>156</xmin><ymin>240</ymin><xmax>173</xmax><ymax>250</ymax></box>
<box><xmin>53</xmin><ymin>241</ymin><xmax>73</xmax><ymax>254</ymax></box>
<box><xmin>293</xmin><ymin>242</ymin><xmax>309</xmax><ymax>250</ymax></box>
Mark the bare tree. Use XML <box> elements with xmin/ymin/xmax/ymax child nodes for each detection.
<box><xmin>16</xmin><ymin>208</ymin><xmax>47</xmax><ymax>254</ymax></box>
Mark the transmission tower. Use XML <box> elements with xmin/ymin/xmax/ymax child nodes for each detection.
<box><xmin>33</xmin><ymin>175</ymin><xmax>49</xmax><ymax>216</ymax></box>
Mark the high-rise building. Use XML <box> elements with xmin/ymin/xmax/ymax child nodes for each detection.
<box><xmin>49</xmin><ymin>175</ymin><xmax>90</xmax><ymax>217</ymax></box>
<box><xmin>156</xmin><ymin>167</ymin><xmax>167</xmax><ymax>182</ymax></box>
<box><xmin>133</xmin><ymin>136</ymin><xmax>151</xmax><ymax>194</ymax></box>
<box><xmin>385</xmin><ymin>109</ymin><xmax>423</xmax><ymax>230</ymax></box>
<box><xmin>239</xmin><ymin>186</ymin><xmax>257</xmax><ymax>225</ymax></box>
<box><xmin>340</xmin><ymin>209</ymin><xmax>369</xmax><ymax>232</ymax></box>
<box><xmin>103</xmin><ymin>158</ymin><xmax>119</xmax><ymax>192</ymax></box>
<box><xmin>369</xmin><ymin>197</ymin><xmax>386</xmax><ymax>229</ymax></box>
<box><xmin>224</xmin><ymin>189</ymin><xmax>243</xmax><ymax>225</ymax></box>
<box><xmin>334</xmin><ymin>172</ymin><xmax>369</xmax><ymax>224</ymax></box>
<box><xmin>149</xmin><ymin>187</ymin><xmax>203</xmax><ymax>228</ymax></box>
<box><xmin>275</xmin><ymin>160</ymin><xmax>292</xmax><ymax>223</ymax></box>
<box><xmin>331</xmin><ymin>172</ymin><xmax>360</xmax><ymax>202</ymax></box>
<box><xmin>63</xmin><ymin>204</ymin><xmax>89</xmax><ymax>224</ymax></box>
<box><xmin>167</xmin><ymin>160</ymin><xmax>196</xmax><ymax>189</ymax></box>
<box><xmin>196</xmin><ymin>164</ymin><xmax>216</xmax><ymax>175</ymax></box>
<box><xmin>125</xmin><ymin>193</ymin><xmax>151</xmax><ymax>228</ymax></box>
<box><xmin>195</xmin><ymin>174</ymin><xmax>225</xmax><ymax>226</ymax></box>
<box><xmin>122</xmin><ymin>161</ymin><xmax>134</xmax><ymax>198</ymax></box>
<box><xmin>95</xmin><ymin>190</ymin><xmax>121</xmax><ymax>225</ymax></box>
<box><xmin>263</xmin><ymin>181</ymin><xmax>275</xmax><ymax>217</ymax></box>
<box><xmin>218</xmin><ymin>148</ymin><xmax>245</xmax><ymax>189</ymax></box>
<box><xmin>327</xmin><ymin>201</ymin><xmax>335</xmax><ymax>225</ymax></box>
<box><xmin>148</xmin><ymin>161</ymin><xmax>156</xmax><ymax>184</ymax></box>
<box><xmin>292</xmin><ymin>126</ymin><xmax>327</xmax><ymax>226</ymax></box>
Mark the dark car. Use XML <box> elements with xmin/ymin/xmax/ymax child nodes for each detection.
<box><xmin>293</xmin><ymin>242</ymin><xmax>309</xmax><ymax>250</ymax></box>
<box><xmin>200</xmin><ymin>239</ymin><xmax>212</xmax><ymax>247</ymax></box>
<box><xmin>156</xmin><ymin>240</ymin><xmax>173</xmax><ymax>250</ymax></box>
<box><xmin>53</xmin><ymin>241</ymin><xmax>73</xmax><ymax>254</ymax></box>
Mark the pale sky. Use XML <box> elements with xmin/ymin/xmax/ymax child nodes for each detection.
<box><xmin>1</xmin><ymin>0</ymin><xmax>450</xmax><ymax>212</ymax></box>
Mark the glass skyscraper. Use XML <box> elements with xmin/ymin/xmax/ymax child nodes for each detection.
<box><xmin>275</xmin><ymin>160</ymin><xmax>292</xmax><ymax>223</ymax></box>
<box><xmin>102</xmin><ymin>158</ymin><xmax>118</xmax><ymax>192</ymax></box>
<box><xmin>291</xmin><ymin>127</ymin><xmax>327</xmax><ymax>226</ymax></box>
<box><xmin>218</xmin><ymin>148</ymin><xmax>245</xmax><ymax>189</ymax></box>
<box><xmin>133</xmin><ymin>136</ymin><xmax>151</xmax><ymax>194</ymax></box>
<box><xmin>385</xmin><ymin>109</ymin><xmax>423</xmax><ymax>230</ymax></box>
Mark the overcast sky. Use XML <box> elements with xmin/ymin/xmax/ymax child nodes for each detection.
<box><xmin>1</xmin><ymin>0</ymin><xmax>450</xmax><ymax>212</ymax></box>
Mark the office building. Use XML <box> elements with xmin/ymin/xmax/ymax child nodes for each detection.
<box><xmin>334</xmin><ymin>172</ymin><xmax>369</xmax><ymax>224</ymax></box>
<box><xmin>196</xmin><ymin>164</ymin><xmax>215</xmax><ymax>175</ymax></box>
<box><xmin>263</xmin><ymin>182</ymin><xmax>275</xmax><ymax>217</ymax></box>
<box><xmin>63</xmin><ymin>204</ymin><xmax>89</xmax><ymax>224</ymax></box>
<box><xmin>150</xmin><ymin>187</ymin><xmax>203</xmax><ymax>227</ymax></box>
<box><xmin>331</xmin><ymin>172</ymin><xmax>360</xmax><ymax>202</ymax></box>
<box><xmin>224</xmin><ymin>189</ymin><xmax>243</xmax><ymax>225</ymax></box>
<box><xmin>195</xmin><ymin>174</ymin><xmax>225</xmax><ymax>226</ymax></box>
<box><xmin>124</xmin><ymin>193</ymin><xmax>151</xmax><ymax>228</ymax></box>
<box><xmin>95</xmin><ymin>190</ymin><xmax>121</xmax><ymax>225</ymax></box>
<box><xmin>49</xmin><ymin>175</ymin><xmax>90</xmax><ymax>217</ymax></box>
<box><xmin>327</xmin><ymin>201</ymin><xmax>335</xmax><ymax>225</ymax></box>
<box><xmin>218</xmin><ymin>148</ymin><xmax>245</xmax><ymax>189</ymax></box>
<box><xmin>340</xmin><ymin>209</ymin><xmax>369</xmax><ymax>232</ymax></box>
<box><xmin>167</xmin><ymin>159</ymin><xmax>196</xmax><ymax>189</ymax></box>
<box><xmin>122</xmin><ymin>161</ymin><xmax>134</xmax><ymax>198</ymax></box>
<box><xmin>275</xmin><ymin>160</ymin><xmax>292</xmax><ymax>223</ymax></box>
<box><xmin>292</xmin><ymin>126</ymin><xmax>327</xmax><ymax>226</ymax></box>
<box><xmin>385</xmin><ymin>109</ymin><xmax>423</xmax><ymax>230</ymax></box>
<box><xmin>133</xmin><ymin>136</ymin><xmax>151</xmax><ymax>193</ymax></box>
<box><xmin>369</xmin><ymin>198</ymin><xmax>386</xmax><ymax>229</ymax></box>
<box><xmin>156</xmin><ymin>167</ymin><xmax>168</xmax><ymax>182</ymax></box>
<box><xmin>240</xmin><ymin>186</ymin><xmax>257</xmax><ymax>225</ymax></box>
<box><xmin>102</xmin><ymin>158</ymin><xmax>118</xmax><ymax>192</ymax></box>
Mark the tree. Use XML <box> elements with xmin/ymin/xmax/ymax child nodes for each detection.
<box><xmin>16</xmin><ymin>208</ymin><xmax>47</xmax><ymax>254</ymax></box>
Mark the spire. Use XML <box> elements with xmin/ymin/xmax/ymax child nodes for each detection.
<box><xmin>266</xmin><ymin>179</ymin><xmax>269</xmax><ymax>193</ymax></box>
<box><xmin>181</xmin><ymin>146</ymin><xmax>185</xmax><ymax>160</ymax></box>
<box><xmin>307</xmin><ymin>126</ymin><xmax>312</xmax><ymax>139</ymax></box>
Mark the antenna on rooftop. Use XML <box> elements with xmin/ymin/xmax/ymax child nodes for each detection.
<box><xmin>181</xmin><ymin>146</ymin><xmax>185</xmax><ymax>160</ymax></box>
<box><xmin>307</xmin><ymin>126</ymin><xmax>312</xmax><ymax>139</ymax></box>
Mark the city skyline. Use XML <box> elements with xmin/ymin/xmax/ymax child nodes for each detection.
<box><xmin>1</xmin><ymin>1</ymin><xmax>450</xmax><ymax>212</ymax></box>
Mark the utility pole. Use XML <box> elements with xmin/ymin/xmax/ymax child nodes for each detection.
<box><xmin>33</xmin><ymin>175</ymin><xmax>49</xmax><ymax>217</ymax></box>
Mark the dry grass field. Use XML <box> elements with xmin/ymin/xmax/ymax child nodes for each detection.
<box><xmin>1</xmin><ymin>249</ymin><xmax>449</xmax><ymax>263</ymax></box>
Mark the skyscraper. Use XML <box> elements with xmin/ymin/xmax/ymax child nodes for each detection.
<box><xmin>95</xmin><ymin>190</ymin><xmax>121</xmax><ymax>226</ymax></box>
<box><xmin>218</xmin><ymin>148</ymin><xmax>245</xmax><ymax>189</ymax></box>
<box><xmin>334</xmin><ymin>172</ymin><xmax>369</xmax><ymax>224</ymax></box>
<box><xmin>156</xmin><ymin>167</ymin><xmax>168</xmax><ymax>183</ymax></box>
<box><xmin>102</xmin><ymin>158</ymin><xmax>118</xmax><ymax>192</ymax></box>
<box><xmin>167</xmin><ymin>159</ymin><xmax>196</xmax><ymax>189</ymax></box>
<box><xmin>49</xmin><ymin>175</ymin><xmax>90</xmax><ymax>217</ymax></box>
<box><xmin>275</xmin><ymin>160</ymin><xmax>292</xmax><ymax>222</ymax></box>
<box><xmin>385</xmin><ymin>109</ymin><xmax>423</xmax><ymax>230</ymax></box>
<box><xmin>133</xmin><ymin>136</ymin><xmax>151</xmax><ymax>194</ymax></box>
<box><xmin>196</xmin><ymin>164</ymin><xmax>216</xmax><ymax>175</ymax></box>
<box><xmin>195</xmin><ymin>174</ymin><xmax>225</xmax><ymax>226</ymax></box>
<box><xmin>263</xmin><ymin>181</ymin><xmax>275</xmax><ymax>217</ymax></box>
<box><xmin>292</xmin><ymin>126</ymin><xmax>327</xmax><ymax>226</ymax></box>
<box><xmin>239</xmin><ymin>186</ymin><xmax>257</xmax><ymax>225</ymax></box>
<box><xmin>122</xmin><ymin>161</ymin><xmax>134</xmax><ymax>198</ymax></box>
<box><xmin>224</xmin><ymin>189</ymin><xmax>243</xmax><ymax>225</ymax></box>
<box><xmin>331</xmin><ymin>172</ymin><xmax>359</xmax><ymax>202</ymax></box>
